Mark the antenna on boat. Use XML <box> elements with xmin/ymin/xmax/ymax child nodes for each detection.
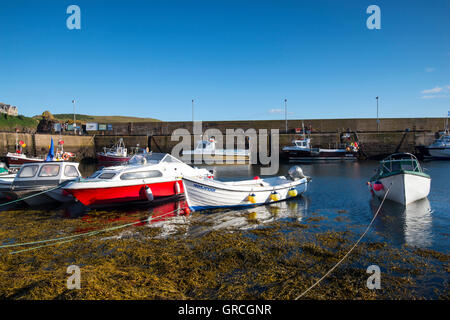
<box><xmin>301</xmin><ymin>121</ymin><xmax>306</xmax><ymax>140</ymax></box>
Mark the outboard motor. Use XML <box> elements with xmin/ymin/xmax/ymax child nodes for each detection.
<box><xmin>288</xmin><ymin>166</ymin><xmax>305</xmax><ymax>180</ymax></box>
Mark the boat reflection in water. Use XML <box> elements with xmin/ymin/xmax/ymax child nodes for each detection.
<box><xmin>185</xmin><ymin>196</ymin><xmax>310</xmax><ymax>238</ymax></box>
<box><xmin>64</xmin><ymin>195</ymin><xmax>310</xmax><ymax>239</ymax></box>
<box><xmin>371</xmin><ymin>197</ymin><xmax>433</xmax><ymax>248</ymax></box>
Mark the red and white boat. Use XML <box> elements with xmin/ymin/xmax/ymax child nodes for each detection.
<box><xmin>64</xmin><ymin>153</ymin><xmax>213</xmax><ymax>206</ymax></box>
<box><xmin>6</xmin><ymin>133</ymin><xmax>43</xmax><ymax>168</ymax></box>
<box><xmin>96</xmin><ymin>138</ymin><xmax>132</xmax><ymax>164</ymax></box>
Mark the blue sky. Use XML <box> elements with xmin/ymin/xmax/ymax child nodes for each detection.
<box><xmin>0</xmin><ymin>0</ymin><xmax>449</xmax><ymax>121</ymax></box>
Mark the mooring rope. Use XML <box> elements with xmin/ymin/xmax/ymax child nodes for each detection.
<box><xmin>1</xmin><ymin>207</ymin><xmax>184</xmax><ymax>255</ymax></box>
<box><xmin>0</xmin><ymin>184</ymin><xmax>64</xmax><ymax>208</ymax></box>
<box><xmin>295</xmin><ymin>182</ymin><xmax>392</xmax><ymax>300</ymax></box>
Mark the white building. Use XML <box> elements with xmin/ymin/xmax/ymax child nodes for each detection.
<box><xmin>0</xmin><ymin>103</ymin><xmax>18</xmax><ymax>116</ymax></box>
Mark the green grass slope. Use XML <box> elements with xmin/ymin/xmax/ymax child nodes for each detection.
<box><xmin>0</xmin><ymin>114</ymin><xmax>39</xmax><ymax>130</ymax></box>
<box><xmin>33</xmin><ymin>113</ymin><xmax>161</xmax><ymax>123</ymax></box>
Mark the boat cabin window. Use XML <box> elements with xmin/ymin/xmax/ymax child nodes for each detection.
<box><xmin>39</xmin><ymin>164</ymin><xmax>60</xmax><ymax>177</ymax></box>
<box><xmin>120</xmin><ymin>170</ymin><xmax>163</xmax><ymax>180</ymax></box>
<box><xmin>89</xmin><ymin>171</ymin><xmax>102</xmax><ymax>179</ymax></box>
<box><xmin>295</xmin><ymin>141</ymin><xmax>306</xmax><ymax>147</ymax></box>
<box><xmin>197</xmin><ymin>141</ymin><xmax>208</xmax><ymax>149</ymax></box>
<box><xmin>161</xmin><ymin>154</ymin><xmax>183</xmax><ymax>164</ymax></box>
<box><xmin>64</xmin><ymin>165</ymin><xmax>80</xmax><ymax>177</ymax></box>
<box><xmin>381</xmin><ymin>158</ymin><xmax>421</xmax><ymax>174</ymax></box>
<box><xmin>129</xmin><ymin>153</ymin><xmax>165</xmax><ymax>165</ymax></box>
<box><xmin>98</xmin><ymin>173</ymin><xmax>116</xmax><ymax>179</ymax></box>
<box><xmin>18</xmin><ymin>165</ymin><xmax>39</xmax><ymax>178</ymax></box>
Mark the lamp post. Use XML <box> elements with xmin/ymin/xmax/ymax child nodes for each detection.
<box><xmin>376</xmin><ymin>96</ymin><xmax>379</xmax><ymax>132</ymax></box>
<box><xmin>72</xmin><ymin>100</ymin><xmax>76</xmax><ymax>134</ymax></box>
<box><xmin>284</xmin><ymin>98</ymin><xmax>288</xmax><ymax>133</ymax></box>
<box><xmin>192</xmin><ymin>99</ymin><xmax>194</xmax><ymax>123</ymax></box>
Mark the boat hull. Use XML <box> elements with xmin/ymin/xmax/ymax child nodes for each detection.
<box><xmin>96</xmin><ymin>153</ymin><xmax>131</xmax><ymax>164</ymax></box>
<box><xmin>371</xmin><ymin>172</ymin><xmax>431</xmax><ymax>205</ymax></box>
<box><xmin>183</xmin><ymin>176</ymin><xmax>308</xmax><ymax>211</ymax></box>
<box><xmin>6</xmin><ymin>154</ymin><xmax>43</xmax><ymax>168</ymax></box>
<box><xmin>427</xmin><ymin>147</ymin><xmax>450</xmax><ymax>159</ymax></box>
<box><xmin>65</xmin><ymin>180</ymin><xmax>184</xmax><ymax>206</ymax></box>
<box><xmin>182</xmin><ymin>152</ymin><xmax>251</xmax><ymax>164</ymax></box>
<box><xmin>282</xmin><ymin>149</ymin><xmax>357</xmax><ymax>162</ymax></box>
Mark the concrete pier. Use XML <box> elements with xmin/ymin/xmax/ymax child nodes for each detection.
<box><xmin>0</xmin><ymin>117</ymin><xmax>445</xmax><ymax>160</ymax></box>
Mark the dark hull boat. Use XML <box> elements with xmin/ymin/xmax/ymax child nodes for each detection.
<box><xmin>282</xmin><ymin>138</ymin><xmax>359</xmax><ymax>162</ymax></box>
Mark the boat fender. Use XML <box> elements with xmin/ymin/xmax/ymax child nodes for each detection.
<box><xmin>373</xmin><ymin>181</ymin><xmax>384</xmax><ymax>192</ymax></box>
<box><xmin>144</xmin><ymin>186</ymin><xmax>154</xmax><ymax>201</ymax></box>
<box><xmin>270</xmin><ymin>191</ymin><xmax>280</xmax><ymax>202</ymax></box>
<box><xmin>248</xmin><ymin>212</ymin><xmax>257</xmax><ymax>220</ymax></box>
<box><xmin>248</xmin><ymin>193</ymin><xmax>256</xmax><ymax>203</ymax></box>
<box><xmin>174</xmin><ymin>181</ymin><xmax>181</xmax><ymax>194</ymax></box>
<box><xmin>288</xmin><ymin>188</ymin><xmax>298</xmax><ymax>197</ymax></box>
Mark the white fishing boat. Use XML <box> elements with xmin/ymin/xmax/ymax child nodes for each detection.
<box><xmin>183</xmin><ymin>166</ymin><xmax>310</xmax><ymax>211</ymax></box>
<box><xmin>0</xmin><ymin>161</ymin><xmax>81</xmax><ymax>206</ymax></box>
<box><xmin>182</xmin><ymin>137</ymin><xmax>251</xmax><ymax>164</ymax></box>
<box><xmin>368</xmin><ymin>153</ymin><xmax>431</xmax><ymax>205</ymax></box>
<box><xmin>424</xmin><ymin>129</ymin><xmax>450</xmax><ymax>159</ymax></box>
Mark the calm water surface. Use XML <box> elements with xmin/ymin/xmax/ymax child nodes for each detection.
<box><xmin>77</xmin><ymin>160</ymin><xmax>449</xmax><ymax>252</ymax></box>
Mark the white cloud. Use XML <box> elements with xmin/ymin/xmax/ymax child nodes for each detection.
<box><xmin>422</xmin><ymin>86</ymin><xmax>443</xmax><ymax>94</ymax></box>
<box><xmin>268</xmin><ymin>108</ymin><xmax>283</xmax><ymax>114</ymax></box>
<box><xmin>425</xmin><ymin>67</ymin><xmax>436</xmax><ymax>72</ymax></box>
<box><xmin>268</xmin><ymin>108</ymin><xmax>294</xmax><ymax>115</ymax></box>
<box><xmin>421</xmin><ymin>94</ymin><xmax>450</xmax><ymax>99</ymax></box>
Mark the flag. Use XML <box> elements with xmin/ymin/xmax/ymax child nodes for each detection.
<box><xmin>46</xmin><ymin>138</ymin><xmax>55</xmax><ymax>161</ymax></box>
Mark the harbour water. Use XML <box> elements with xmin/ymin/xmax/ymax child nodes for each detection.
<box><xmin>0</xmin><ymin>160</ymin><xmax>448</xmax><ymax>299</ymax></box>
<box><xmin>186</xmin><ymin>161</ymin><xmax>449</xmax><ymax>252</ymax></box>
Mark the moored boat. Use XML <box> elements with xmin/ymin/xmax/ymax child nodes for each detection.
<box><xmin>64</xmin><ymin>153</ymin><xmax>213</xmax><ymax>206</ymax></box>
<box><xmin>424</xmin><ymin>129</ymin><xmax>450</xmax><ymax>159</ymax></box>
<box><xmin>96</xmin><ymin>138</ymin><xmax>132</xmax><ymax>164</ymax></box>
<box><xmin>182</xmin><ymin>137</ymin><xmax>251</xmax><ymax>164</ymax></box>
<box><xmin>183</xmin><ymin>166</ymin><xmax>310</xmax><ymax>211</ymax></box>
<box><xmin>368</xmin><ymin>153</ymin><xmax>431</xmax><ymax>205</ymax></box>
<box><xmin>282</xmin><ymin>137</ymin><xmax>358</xmax><ymax>162</ymax></box>
<box><xmin>0</xmin><ymin>161</ymin><xmax>81</xmax><ymax>206</ymax></box>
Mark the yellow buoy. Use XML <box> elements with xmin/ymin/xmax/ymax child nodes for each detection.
<box><xmin>248</xmin><ymin>212</ymin><xmax>257</xmax><ymax>220</ymax></box>
<box><xmin>288</xmin><ymin>188</ymin><xmax>298</xmax><ymax>197</ymax></box>
<box><xmin>247</xmin><ymin>193</ymin><xmax>256</xmax><ymax>203</ymax></box>
<box><xmin>270</xmin><ymin>192</ymin><xmax>280</xmax><ymax>202</ymax></box>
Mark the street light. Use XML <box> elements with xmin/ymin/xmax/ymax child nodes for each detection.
<box><xmin>376</xmin><ymin>96</ymin><xmax>379</xmax><ymax>132</ymax></box>
<box><xmin>72</xmin><ymin>99</ymin><xmax>76</xmax><ymax>134</ymax></box>
<box><xmin>284</xmin><ymin>98</ymin><xmax>288</xmax><ymax>133</ymax></box>
<box><xmin>192</xmin><ymin>99</ymin><xmax>194</xmax><ymax>122</ymax></box>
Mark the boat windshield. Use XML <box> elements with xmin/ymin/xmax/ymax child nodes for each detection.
<box><xmin>128</xmin><ymin>153</ymin><xmax>183</xmax><ymax>165</ymax></box>
<box><xmin>379</xmin><ymin>153</ymin><xmax>422</xmax><ymax>174</ymax></box>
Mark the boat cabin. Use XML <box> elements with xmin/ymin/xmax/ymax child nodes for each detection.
<box><xmin>13</xmin><ymin>162</ymin><xmax>81</xmax><ymax>187</ymax></box>
<box><xmin>292</xmin><ymin>139</ymin><xmax>311</xmax><ymax>149</ymax></box>
<box><xmin>375</xmin><ymin>153</ymin><xmax>424</xmax><ymax>178</ymax></box>
<box><xmin>195</xmin><ymin>139</ymin><xmax>217</xmax><ymax>151</ymax></box>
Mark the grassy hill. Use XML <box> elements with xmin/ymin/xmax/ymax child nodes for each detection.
<box><xmin>0</xmin><ymin>114</ymin><xmax>39</xmax><ymax>131</ymax></box>
<box><xmin>33</xmin><ymin>113</ymin><xmax>161</xmax><ymax>123</ymax></box>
